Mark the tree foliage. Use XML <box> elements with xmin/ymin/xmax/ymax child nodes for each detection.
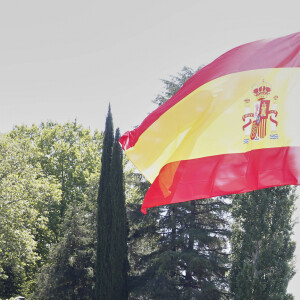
<box><xmin>0</xmin><ymin>135</ymin><xmax>60</xmax><ymax>298</ymax></box>
<box><xmin>110</xmin><ymin>129</ymin><xmax>129</xmax><ymax>300</ymax></box>
<box><xmin>9</xmin><ymin>121</ymin><xmax>103</xmax><ymax>220</ymax></box>
<box><xmin>0</xmin><ymin>121</ymin><xmax>103</xmax><ymax>299</ymax></box>
<box><xmin>32</xmin><ymin>204</ymin><xmax>96</xmax><ymax>300</ymax></box>
<box><xmin>230</xmin><ymin>187</ymin><xmax>296</xmax><ymax>300</ymax></box>
<box><xmin>129</xmin><ymin>200</ymin><xmax>230</xmax><ymax>300</ymax></box>
<box><xmin>153</xmin><ymin>66</ymin><xmax>200</xmax><ymax>106</ymax></box>
<box><xmin>95</xmin><ymin>107</ymin><xmax>129</xmax><ymax>300</ymax></box>
<box><xmin>95</xmin><ymin>107</ymin><xmax>114</xmax><ymax>300</ymax></box>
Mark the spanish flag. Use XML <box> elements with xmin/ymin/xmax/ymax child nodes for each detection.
<box><xmin>120</xmin><ymin>32</ymin><xmax>300</xmax><ymax>214</ymax></box>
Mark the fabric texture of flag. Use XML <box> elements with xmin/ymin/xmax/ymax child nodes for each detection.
<box><xmin>119</xmin><ymin>32</ymin><xmax>300</xmax><ymax>214</ymax></box>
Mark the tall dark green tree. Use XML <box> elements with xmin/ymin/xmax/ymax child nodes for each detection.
<box><xmin>95</xmin><ymin>107</ymin><xmax>128</xmax><ymax>300</ymax></box>
<box><xmin>110</xmin><ymin>129</ymin><xmax>129</xmax><ymax>300</ymax></box>
<box><xmin>229</xmin><ymin>187</ymin><xmax>296</xmax><ymax>300</ymax></box>
<box><xmin>95</xmin><ymin>106</ymin><xmax>114</xmax><ymax>300</ymax></box>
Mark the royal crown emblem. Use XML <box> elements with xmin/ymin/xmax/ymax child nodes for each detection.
<box><xmin>242</xmin><ymin>80</ymin><xmax>279</xmax><ymax>144</ymax></box>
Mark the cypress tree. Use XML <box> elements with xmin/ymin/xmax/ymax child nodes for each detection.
<box><xmin>229</xmin><ymin>187</ymin><xmax>296</xmax><ymax>300</ymax></box>
<box><xmin>95</xmin><ymin>106</ymin><xmax>114</xmax><ymax>300</ymax></box>
<box><xmin>110</xmin><ymin>128</ymin><xmax>129</xmax><ymax>300</ymax></box>
<box><xmin>95</xmin><ymin>108</ymin><xmax>128</xmax><ymax>300</ymax></box>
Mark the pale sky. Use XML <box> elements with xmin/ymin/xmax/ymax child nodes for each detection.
<box><xmin>0</xmin><ymin>0</ymin><xmax>299</xmax><ymax>296</ymax></box>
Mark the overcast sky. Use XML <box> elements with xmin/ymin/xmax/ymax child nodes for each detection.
<box><xmin>0</xmin><ymin>0</ymin><xmax>299</xmax><ymax>296</ymax></box>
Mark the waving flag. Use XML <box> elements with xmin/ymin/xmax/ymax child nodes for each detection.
<box><xmin>120</xmin><ymin>32</ymin><xmax>300</xmax><ymax>214</ymax></box>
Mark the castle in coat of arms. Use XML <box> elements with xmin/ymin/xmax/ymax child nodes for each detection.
<box><xmin>242</xmin><ymin>80</ymin><xmax>279</xmax><ymax>144</ymax></box>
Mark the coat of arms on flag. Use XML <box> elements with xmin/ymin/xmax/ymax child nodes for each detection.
<box><xmin>243</xmin><ymin>81</ymin><xmax>279</xmax><ymax>144</ymax></box>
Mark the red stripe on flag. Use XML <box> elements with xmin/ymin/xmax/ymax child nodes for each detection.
<box><xmin>120</xmin><ymin>32</ymin><xmax>300</xmax><ymax>151</ymax></box>
<box><xmin>141</xmin><ymin>147</ymin><xmax>300</xmax><ymax>214</ymax></box>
